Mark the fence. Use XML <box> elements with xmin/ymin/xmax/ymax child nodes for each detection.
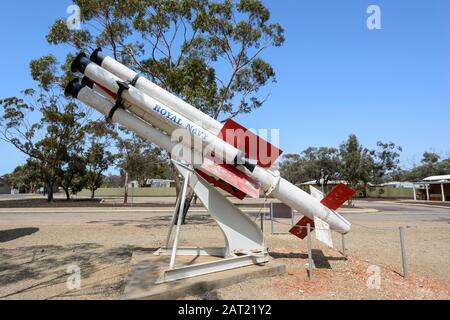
<box><xmin>77</xmin><ymin>186</ymin><xmax>235</xmax><ymax>198</ymax></box>
<box><xmin>77</xmin><ymin>187</ymin><xmax>177</xmax><ymax>198</ymax></box>
<box><xmin>265</xmin><ymin>203</ymin><xmax>411</xmax><ymax>281</ymax></box>
<box><xmin>366</xmin><ymin>187</ymin><xmax>414</xmax><ymax>199</ymax></box>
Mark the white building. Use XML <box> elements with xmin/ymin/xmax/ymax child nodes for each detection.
<box><xmin>413</xmin><ymin>175</ymin><xmax>450</xmax><ymax>202</ymax></box>
<box><xmin>145</xmin><ymin>179</ymin><xmax>174</xmax><ymax>188</ymax></box>
<box><xmin>0</xmin><ymin>178</ymin><xmax>11</xmax><ymax>194</ymax></box>
<box><xmin>376</xmin><ymin>181</ymin><xmax>415</xmax><ymax>189</ymax></box>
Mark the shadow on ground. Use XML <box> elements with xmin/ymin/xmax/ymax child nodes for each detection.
<box><xmin>0</xmin><ymin>243</ymin><xmax>158</xmax><ymax>299</ymax></box>
<box><xmin>87</xmin><ymin>214</ymin><xmax>217</xmax><ymax>229</ymax></box>
<box><xmin>0</xmin><ymin>228</ymin><xmax>39</xmax><ymax>243</ymax></box>
<box><xmin>270</xmin><ymin>250</ymin><xmax>347</xmax><ymax>270</ymax></box>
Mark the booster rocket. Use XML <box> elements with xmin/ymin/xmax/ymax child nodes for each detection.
<box><xmin>66</xmin><ymin>49</ymin><xmax>353</xmax><ymax>235</ymax></box>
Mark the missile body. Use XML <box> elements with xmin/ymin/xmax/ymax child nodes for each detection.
<box><xmin>73</xmin><ymin>54</ymin><xmax>243</xmax><ymax>165</ymax></box>
<box><xmin>67</xmin><ymin>81</ymin><xmax>174</xmax><ymax>153</ymax></box>
<box><xmin>82</xmin><ymin>77</ymin><xmax>175</xmax><ymax>136</ymax></box>
<box><xmin>90</xmin><ymin>49</ymin><xmax>223</xmax><ymax>135</ymax></box>
<box><xmin>250</xmin><ymin>167</ymin><xmax>351</xmax><ymax>234</ymax></box>
<box><xmin>67</xmin><ymin>52</ymin><xmax>352</xmax><ymax>235</ymax></box>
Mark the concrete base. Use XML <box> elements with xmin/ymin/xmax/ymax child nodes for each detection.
<box><xmin>123</xmin><ymin>251</ymin><xmax>286</xmax><ymax>300</ymax></box>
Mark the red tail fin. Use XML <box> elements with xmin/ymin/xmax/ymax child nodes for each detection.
<box><xmin>321</xmin><ymin>183</ymin><xmax>356</xmax><ymax>210</ymax></box>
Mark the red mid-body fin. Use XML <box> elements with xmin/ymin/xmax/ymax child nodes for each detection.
<box><xmin>321</xmin><ymin>183</ymin><xmax>356</xmax><ymax>210</ymax></box>
<box><xmin>196</xmin><ymin>157</ymin><xmax>260</xmax><ymax>200</ymax></box>
<box><xmin>218</xmin><ymin>119</ymin><xmax>283</xmax><ymax>169</ymax></box>
<box><xmin>195</xmin><ymin>170</ymin><xmax>248</xmax><ymax>200</ymax></box>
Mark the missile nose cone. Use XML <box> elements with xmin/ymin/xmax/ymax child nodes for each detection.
<box><xmin>71</xmin><ymin>52</ymin><xmax>91</xmax><ymax>74</ymax></box>
<box><xmin>90</xmin><ymin>48</ymin><xmax>106</xmax><ymax>66</ymax></box>
<box><xmin>65</xmin><ymin>79</ymin><xmax>86</xmax><ymax>98</ymax></box>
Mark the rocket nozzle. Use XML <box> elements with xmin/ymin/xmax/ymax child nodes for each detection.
<box><xmin>65</xmin><ymin>79</ymin><xmax>86</xmax><ymax>98</ymax></box>
<box><xmin>81</xmin><ymin>76</ymin><xmax>94</xmax><ymax>89</ymax></box>
<box><xmin>90</xmin><ymin>48</ymin><xmax>106</xmax><ymax>66</ymax></box>
<box><xmin>71</xmin><ymin>52</ymin><xmax>91</xmax><ymax>74</ymax></box>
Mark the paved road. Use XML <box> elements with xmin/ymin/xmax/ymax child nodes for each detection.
<box><xmin>0</xmin><ymin>200</ymin><xmax>448</xmax><ymax>227</ymax></box>
<box><xmin>345</xmin><ymin>201</ymin><xmax>450</xmax><ymax>225</ymax></box>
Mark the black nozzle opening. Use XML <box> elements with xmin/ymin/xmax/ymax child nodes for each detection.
<box><xmin>65</xmin><ymin>79</ymin><xmax>86</xmax><ymax>98</ymax></box>
<box><xmin>243</xmin><ymin>158</ymin><xmax>258</xmax><ymax>172</ymax></box>
<box><xmin>81</xmin><ymin>76</ymin><xmax>94</xmax><ymax>89</ymax></box>
<box><xmin>90</xmin><ymin>48</ymin><xmax>106</xmax><ymax>66</ymax></box>
<box><xmin>71</xmin><ymin>52</ymin><xmax>91</xmax><ymax>74</ymax></box>
<box><xmin>235</xmin><ymin>155</ymin><xmax>258</xmax><ymax>173</ymax></box>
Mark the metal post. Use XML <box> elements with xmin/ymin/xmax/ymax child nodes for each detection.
<box><xmin>413</xmin><ymin>184</ymin><xmax>417</xmax><ymax>201</ymax></box>
<box><xmin>270</xmin><ymin>203</ymin><xmax>274</xmax><ymax>235</ymax></box>
<box><xmin>260</xmin><ymin>208</ymin><xmax>264</xmax><ymax>232</ymax></box>
<box><xmin>441</xmin><ymin>183</ymin><xmax>446</xmax><ymax>202</ymax></box>
<box><xmin>321</xmin><ymin>169</ymin><xmax>325</xmax><ymax>195</ymax></box>
<box><xmin>426</xmin><ymin>184</ymin><xmax>430</xmax><ymax>201</ymax></box>
<box><xmin>131</xmin><ymin>184</ymin><xmax>134</xmax><ymax>208</ymax></box>
<box><xmin>164</xmin><ymin>193</ymin><xmax>183</xmax><ymax>249</ymax></box>
<box><xmin>341</xmin><ymin>234</ymin><xmax>347</xmax><ymax>257</ymax></box>
<box><xmin>169</xmin><ymin>173</ymin><xmax>190</xmax><ymax>270</ymax></box>
<box><xmin>307</xmin><ymin>224</ymin><xmax>313</xmax><ymax>281</ymax></box>
<box><xmin>399</xmin><ymin>227</ymin><xmax>408</xmax><ymax>278</ymax></box>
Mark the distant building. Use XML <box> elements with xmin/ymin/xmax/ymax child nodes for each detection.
<box><xmin>298</xmin><ymin>180</ymin><xmax>348</xmax><ymax>194</ymax></box>
<box><xmin>128</xmin><ymin>180</ymin><xmax>140</xmax><ymax>189</ymax></box>
<box><xmin>299</xmin><ymin>179</ymin><xmax>347</xmax><ymax>187</ymax></box>
<box><xmin>366</xmin><ymin>181</ymin><xmax>416</xmax><ymax>199</ymax></box>
<box><xmin>370</xmin><ymin>181</ymin><xmax>415</xmax><ymax>189</ymax></box>
<box><xmin>0</xmin><ymin>177</ymin><xmax>11</xmax><ymax>195</ymax></box>
<box><xmin>145</xmin><ymin>179</ymin><xmax>175</xmax><ymax>188</ymax></box>
<box><xmin>413</xmin><ymin>175</ymin><xmax>450</xmax><ymax>202</ymax></box>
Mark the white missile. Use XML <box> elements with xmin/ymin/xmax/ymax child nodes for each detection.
<box><xmin>67</xmin><ymin>52</ymin><xmax>352</xmax><ymax>235</ymax></box>
<box><xmin>81</xmin><ymin>77</ymin><xmax>175</xmax><ymax>136</ymax></box>
<box><xmin>67</xmin><ymin>79</ymin><xmax>208</xmax><ymax>168</ymax></box>
<box><xmin>90</xmin><ymin>48</ymin><xmax>223</xmax><ymax>135</ymax></box>
<box><xmin>72</xmin><ymin>53</ymin><xmax>244</xmax><ymax>166</ymax></box>
<box><xmin>66</xmin><ymin>79</ymin><xmax>174</xmax><ymax>153</ymax></box>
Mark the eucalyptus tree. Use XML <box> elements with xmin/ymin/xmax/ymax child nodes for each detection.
<box><xmin>47</xmin><ymin>0</ymin><xmax>284</xmax><ymax>215</ymax></box>
<box><xmin>83</xmin><ymin>120</ymin><xmax>117</xmax><ymax>199</ymax></box>
<box><xmin>0</xmin><ymin>56</ymin><xmax>86</xmax><ymax>202</ymax></box>
<box><xmin>116</xmin><ymin>128</ymin><xmax>170</xmax><ymax>203</ymax></box>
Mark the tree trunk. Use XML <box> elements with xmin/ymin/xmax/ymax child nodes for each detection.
<box><xmin>181</xmin><ymin>189</ymin><xmax>196</xmax><ymax>225</ymax></box>
<box><xmin>90</xmin><ymin>187</ymin><xmax>95</xmax><ymax>199</ymax></box>
<box><xmin>170</xmin><ymin>163</ymin><xmax>196</xmax><ymax>225</ymax></box>
<box><xmin>63</xmin><ymin>187</ymin><xmax>71</xmax><ymax>201</ymax></box>
<box><xmin>123</xmin><ymin>171</ymin><xmax>129</xmax><ymax>204</ymax></box>
<box><xmin>171</xmin><ymin>164</ymin><xmax>181</xmax><ymax>199</ymax></box>
<box><xmin>47</xmin><ymin>183</ymin><xmax>54</xmax><ymax>203</ymax></box>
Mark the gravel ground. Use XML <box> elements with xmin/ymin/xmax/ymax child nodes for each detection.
<box><xmin>0</xmin><ymin>201</ymin><xmax>449</xmax><ymax>300</ymax></box>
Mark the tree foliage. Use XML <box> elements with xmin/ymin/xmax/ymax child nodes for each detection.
<box><xmin>405</xmin><ymin>153</ymin><xmax>450</xmax><ymax>182</ymax></box>
<box><xmin>3</xmin><ymin>159</ymin><xmax>43</xmax><ymax>194</ymax></box>
<box><xmin>83</xmin><ymin>120</ymin><xmax>118</xmax><ymax>199</ymax></box>
<box><xmin>0</xmin><ymin>55</ymin><xmax>119</xmax><ymax>201</ymax></box>
<box><xmin>116</xmin><ymin>128</ymin><xmax>170</xmax><ymax>203</ymax></box>
<box><xmin>280</xmin><ymin>147</ymin><xmax>340</xmax><ymax>186</ymax></box>
<box><xmin>0</xmin><ymin>56</ymin><xmax>86</xmax><ymax>201</ymax></box>
<box><xmin>280</xmin><ymin>134</ymin><xmax>404</xmax><ymax>198</ymax></box>
<box><xmin>47</xmin><ymin>0</ymin><xmax>284</xmax><ymax>120</ymax></box>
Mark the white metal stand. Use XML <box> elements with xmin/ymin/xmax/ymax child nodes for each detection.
<box><xmin>155</xmin><ymin>160</ymin><xmax>269</xmax><ymax>284</ymax></box>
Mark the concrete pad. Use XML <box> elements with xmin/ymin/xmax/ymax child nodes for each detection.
<box><xmin>123</xmin><ymin>251</ymin><xmax>286</xmax><ymax>300</ymax></box>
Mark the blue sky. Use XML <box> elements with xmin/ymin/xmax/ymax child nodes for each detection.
<box><xmin>1</xmin><ymin>0</ymin><xmax>449</xmax><ymax>175</ymax></box>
